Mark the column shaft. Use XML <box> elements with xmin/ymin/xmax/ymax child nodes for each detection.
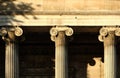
<box><xmin>55</xmin><ymin>31</ymin><xmax>68</xmax><ymax>78</ymax></box>
<box><xmin>104</xmin><ymin>31</ymin><xmax>116</xmax><ymax>78</ymax></box>
<box><xmin>5</xmin><ymin>33</ymin><xmax>19</xmax><ymax>78</ymax></box>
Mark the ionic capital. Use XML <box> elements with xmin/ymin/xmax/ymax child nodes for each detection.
<box><xmin>50</xmin><ymin>26</ymin><xmax>73</xmax><ymax>41</ymax></box>
<box><xmin>0</xmin><ymin>26</ymin><xmax>23</xmax><ymax>42</ymax></box>
<box><xmin>98</xmin><ymin>26</ymin><xmax>120</xmax><ymax>42</ymax></box>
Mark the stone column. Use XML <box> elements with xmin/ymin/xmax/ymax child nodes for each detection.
<box><xmin>50</xmin><ymin>26</ymin><xmax>73</xmax><ymax>78</ymax></box>
<box><xmin>5</xmin><ymin>32</ymin><xmax>19</xmax><ymax>78</ymax></box>
<box><xmin>0</xmin><ymin>27</ymin><xmax>23</xmax><ymax>78</ymax></box>
<box><xmin>98</xmin><ymin>27</ymin><xmax>120</xmax><ymax>78</ymax></box>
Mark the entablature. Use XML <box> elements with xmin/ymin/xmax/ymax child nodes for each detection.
<box><xmin>0</xmin><ymin>15</ymin><xmax>120</xmax><ymax>26</ymax></box>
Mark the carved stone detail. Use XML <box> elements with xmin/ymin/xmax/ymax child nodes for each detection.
<box><xmin>98</xmin><ymin>26</ymin><xmax>120</xmax><ymax>42</ymax></box>
<box><xmin>14</xmin><ymin>26</ymin><xmax>23</xmax><ymax>36</ymax></box>
<box><xmin>0</xmin><ymin>27</ymin><xmax>8</xmax><ymax>39</ymax></box>
<box><xmin>50</xmin><ymin>26</ymin><xmax>73</xmax><ymax>41</ymax></box>
<box><xmin>0</xmin><ymin>26</ymin><xmax>23</xmax><ymax>41</ymax></box>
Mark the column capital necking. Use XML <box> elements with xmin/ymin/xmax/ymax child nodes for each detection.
<box><xmin>98</xmin><ymin>26</ymin><xmax>120</xmax><ymax>42</ymax></box>
<box><xmin>0</xmin><ymin>26</ymin><xmax>23</xmax><ymax>42</ymax></box>
<box><xmin>50</xmin><ymin>26</ymin><xmax>73</xmax><ymax>41</ymax></box>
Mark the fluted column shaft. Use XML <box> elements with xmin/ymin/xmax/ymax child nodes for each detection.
<box><xmin>50</xmin><ymin>26</ymin><xmax>73</xmax><ymax>78</ymax></box>
<box><xmin>55</xmin><ymin>31</ymin><xmax>68</xmax><ymax>78</ymax></box>
<box><xmin>98</xmin><ymin>27</ymin><xmax>120</xmax><ymax>78</ymax></box>
<box><xmin>104</xmin><ymin>31</ymin><xmax>116</xmax><ymax>78</ymax></box>
<box><xmin>0</xmin><ymin>27</ymin><xmax>23</xmax><ymax>78</ymax></box>
<box><xmin>5</xmin><ymin>32</ymin><xmax>19</xmax><ymax>78</ymax></box>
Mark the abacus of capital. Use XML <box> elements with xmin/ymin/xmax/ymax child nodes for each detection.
<box><xmin>0</xmin><ymin>26</ymin><xmax>23</xmax><ymax>78</ymax></box>
<box><xmin>50</xmin><ymin>26</ymin><xmax>73</xmax><ymax>78</ymax></box>
<box><xmin>98</xmin><ymin>26</ymin><xmax>120</xmax><ymax>78</ymax></box>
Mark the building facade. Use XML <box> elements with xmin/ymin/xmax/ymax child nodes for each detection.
<box><xmin>0</xmin><ymin>0</ymin><xmax>120</xmax><ymax>78</ymax></box>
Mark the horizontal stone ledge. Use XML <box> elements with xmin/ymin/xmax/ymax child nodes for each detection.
<box><xmin>0</xmin><ymin>15</ymin><xmax>120</xmax><ymax>26</ymax></box>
